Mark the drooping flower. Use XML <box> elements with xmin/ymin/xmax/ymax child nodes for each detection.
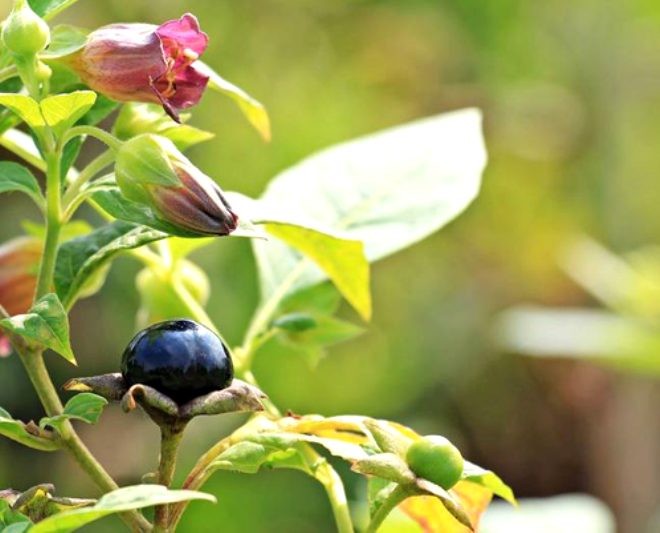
<box><xmin>0</xmin><ymin>237</ymin><xmax>41</xmax><ymax>357</ymax></box>
<box><xmin>115</xmin><ymin>133</ymin><xmax>238</xmax><ymax>236</ymax></box>
<box><xmin>64</xmin><ymin>13</ymin><xmax>209</xmax><ymax>121</ymax></box>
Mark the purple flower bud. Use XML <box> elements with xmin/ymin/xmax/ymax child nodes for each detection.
<box><xmin>115</xmin><ymin>134</ymin><xmax>238</xmax><ymax>236</ymax></box>
<box><xmin>64</xmin><ymin>14</ymin><xmax>209</xmax><ymax>121</ymax></box>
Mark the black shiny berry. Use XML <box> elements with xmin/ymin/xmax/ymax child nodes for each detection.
<box><xmin>120</xmin><ymin>319</ymin><xmax>233</xmax><ymax>404</ymax></box>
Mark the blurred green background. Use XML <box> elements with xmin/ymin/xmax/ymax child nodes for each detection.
<box><xmin>1</xmin><ymin>0</ymin><xmax>660</xmax><ymax>531</ymax></box>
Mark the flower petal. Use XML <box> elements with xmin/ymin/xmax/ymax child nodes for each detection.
<box><xmin>156</xmin><ymin>13</ymin><xmax>208</xmax><ymax>57</ymax></box>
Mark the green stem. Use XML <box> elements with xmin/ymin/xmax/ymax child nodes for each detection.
<box><xmin>34</xmin><ymin>151</ymin><xmax>62</xmax><ymax>300</ymax></box>
<box><xmin>155</xmin><ymin>425</ymin><xmax>186</xmax><ymax>532</ymax></box>
<box><xmin>364</xmin><ymin>485</ymin><xmax>410</xmax><ymax>533</ymax></box>
<box><xmin>300</xmin><ymin>445</ymin><xmax>355</xmax><ymax>533</ymax></box>
<box><xmin>62</xmin><ymin>125</ymin><xmax>123</xmax><ymax>151</ymax></box>
<box><xmin>62</xmin><ymin>149</ymin><xmax>114</xmax><ymax>209</ymax></box>
<box><xmin>0</xmin><ymin>64</ymin><xmax>18</xmax><ymax>83</ymax></box>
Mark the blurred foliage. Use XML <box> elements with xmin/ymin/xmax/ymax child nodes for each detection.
<box><xmin>1</xmin><ymin>0</ymin><xmax>660</xmax><ymax>531</ymax></box>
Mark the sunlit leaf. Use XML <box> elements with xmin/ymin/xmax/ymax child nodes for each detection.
<box><xmin>0</xmin><ymin>94</ymin><xmax>44</xmax><ymax>134</ymax></box>
<box><xmin>40</xmin><ymin>91</ymin><xmax>97</xmax><ymax>139</ymax></box>
<box><xmin>264</xmin><ymin>222</ymin><xmax>371</xmax><ymax>320</ymax></box>
<box><xmin>252</xmin><ymin>109</ymin><xmax>486</xmax><ymax>313</ymax></box>
<box><xmin>462</xmin><ymin>461</ymin><xmax>516</xmax><ymax>505</ymax></box>
<box><xmin>0</xmin><ymin>294</ymin><xmax>75</xmax><ymax>364</ymax></box>
<box><xmin>30</xmin><ymin>485</ymin><xmax>216</xmax><ymax>533</ymax></box>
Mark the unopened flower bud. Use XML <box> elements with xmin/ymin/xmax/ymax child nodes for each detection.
<box><xmin>61</xmin><ymin>13</ymin><xmax>208</xmax><ymax>121</ymax></box>
<box><xmin>115</xmin><ymin>134</ymin><xmax>238</xmax><ymax>236</ymax></box>
<box><xmin>1</xmin><ymin>0</ymin><xmax>50</xmax><ymax>57</ymax></box>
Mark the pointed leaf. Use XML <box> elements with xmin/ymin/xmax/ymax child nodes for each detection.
<box><xmin>40</xmin><ymin>91</ymin><xmax>97</xmax><ymax>139</ymax></box>
<box><xmin>0</xmin><ymin>294</ymin><xmax>75</xmax><ymax>364</ymax></box>
<box><xmin>462</xmin><ymin>461</ymin><xmax>516</xmax><ymax>505</ymax></box>
<box><xmin>28</xmin><ymin>0</ymin><xmax>81</xmax><ymax>20</ymax></box>
<box><xmin>54</xmin><ymin>221</ymin><xmax>167</xmax><ymax>308</ymax></box>
<box><xmin>0</xmin><ymin>94</ymin><xmax>44</xmax><ymax>133</ymax></box>
<box><xmin>352</xmin><ymin>452</ymin><xmax>416</xmax><ymax>484</ymax></box>
<box><xmin>40</xmin><ymin>393</ymin><xmax>108</xmax><ymax>433</ymax></box>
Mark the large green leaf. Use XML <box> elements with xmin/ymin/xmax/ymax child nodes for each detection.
<box><xmin>0</xmin><ymin>162</ymin><xmax>44</xmax><ymax>207</ymax></box>
<box><xmin>40</xmin><ymin>91</ymin><xmax>97</xmax><ymax>139</ymax></box>
<box><xmin>0</xmin><ymin>129</ymin><xmax>45</xmax><ymax>172</ymax></box>
<box><xmin>40</xmin><ymin>393</ymin><xmax>108</xmax><ymax>433</ymax></box>
<box><xmin>54</xmin><ymin>221</ymin><xmax>167</xmax><ymax>308</ymax></box>
<box><xmin>29</xmin><ymin>485</ymin><xmax>215</xmax><ymax>533</ymax></box>
<box><xmin>251</xmin><ymin>109</ymin><xmax>486</xmax><ymax>307</ymax></box>
<box><xmin>0</xmin><ymin>294</ymin><xmax>75</xmax><ymax>364</ymax></box>
<box><xmin>0</xmin><ymin>409</ymin><xmax>60</xmax><ymax>452</ymax></box>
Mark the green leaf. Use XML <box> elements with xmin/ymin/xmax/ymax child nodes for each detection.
<box><xmin>41</xmin><ymin>24</ymin><xmax>88</xmax><ymax>59</ymax></box>
<box><xmin>0</xmin><ymin>161</ymin><xmax>44</xmax><ymax>207</ymax></box>
<box><xmin>352</xmin><ymin>452</ymin><xmax>416</xmax><ymax>485</ymax></box>
<box><xmin>113</xmin><ymin>103</ymin><xmax>214</xmax><ymax>151</ymax></box>
<box><xmin>282</xmin><ymin>314</ymin><xmax>364</xmax><ymax>346</ymax></box>
<box><xmin>198</xmin><ymin>62</ymin><xmax>270</xmax><ymax>141</ymax></box>
<box><xmin>462</xmin><ymin>461</ymin><xmax>516</xmax><ymax>505</ymax></box>
<box><xmin>252</xmin><ymin>109</ymin><xmax>486</xmax><ymax>310</ymax></box>
<box><xmin>55</xmin><ymin>221</ymin><xmax>167</xmax><ymax>308</ymax></box>
<box><xmin>28</xmin><ymin>0</ymin><xmax>81</xmax><ymax>20</ymax></box>
<box><xmin>279</xmin><ymin>283</ymin><xmax>342</xmax><ymax>316</ymax></box>
<box><xmin>212</xmin><ymin>441</ymin><xmax>272</xmax><ymax>474</ymax></box>
<box><xmin>0</xmin><ymin>94</ymin><xmax>45</xmax><ymax>133</ymax></box>
<box><xmin>263</xmin><ymin>222</ymin><xmax>371</xmax><ymax>320</ymax></box>
<box><xmin>29</xmin><ymin>485</ymin><xmax>216</xmax><ymax>533</ymax></box>
<box><xmin>40</xmin><ymin>393</ymin><xmax>108</xmax><ymax>433</ymax></box>
<box><xmin>40</xmin><ymin>91</ymin><xmax>97</xmax><ymax>139</ymax></box>
<box><xmin>0</xmin><ymin>128</ymin><xmax>45</xmax><ymax>172</ymax></box>
<box><xmin>0</xmin><ymin>294</ymin><xmax>75</xmax><ymax>364</ymax></box>
<box><xmin>272</xmin><ymin>313</ymin><xmax>317</xmax><ymax>332</ymax></box>
<box><xmin>0</xmin><ymin>409</ymin><xmax>60</xmax><ymax>452</ymax></box>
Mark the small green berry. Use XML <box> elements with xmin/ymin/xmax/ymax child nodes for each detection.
<box><xmin>406</xmin><ymin>435</ymin><xmax>464</xmax><ymax>489</ymax></box>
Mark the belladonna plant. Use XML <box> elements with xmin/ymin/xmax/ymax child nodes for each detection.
<box><xmin>0</xmin><ymin>2</ymin><xmax>514</xmax><ymax>532</ymax></box>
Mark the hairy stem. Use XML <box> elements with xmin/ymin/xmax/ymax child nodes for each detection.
<box><xmin>154</xmin><ymin>425</ymin><xmax>186</xmax><ymax>532</ymax></box>
<box><xmin>364</xmin><ymin>485</ymin><xmax>410</xmax><ymax>533</ymax></box>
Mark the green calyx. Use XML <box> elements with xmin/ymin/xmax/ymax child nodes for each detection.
<box><xmin>1</xmin><ymin>0</ymin><xmax>50</xmax><ymax>57</ymax></box>
<box><xmin>114</xmin><ymin>134</ymin><xmax>182</xmax><ymax>204</ymax></box>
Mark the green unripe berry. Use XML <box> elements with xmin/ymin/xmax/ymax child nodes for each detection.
<box><xmin>406</xmin><ymin>435</ymin><xmax>464</xmax><ymax>489</ymax></box>
<box><xmin>1</xmin><ymin>0</ymin><xmax>50</xmax><ymax>56</ymax></box>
